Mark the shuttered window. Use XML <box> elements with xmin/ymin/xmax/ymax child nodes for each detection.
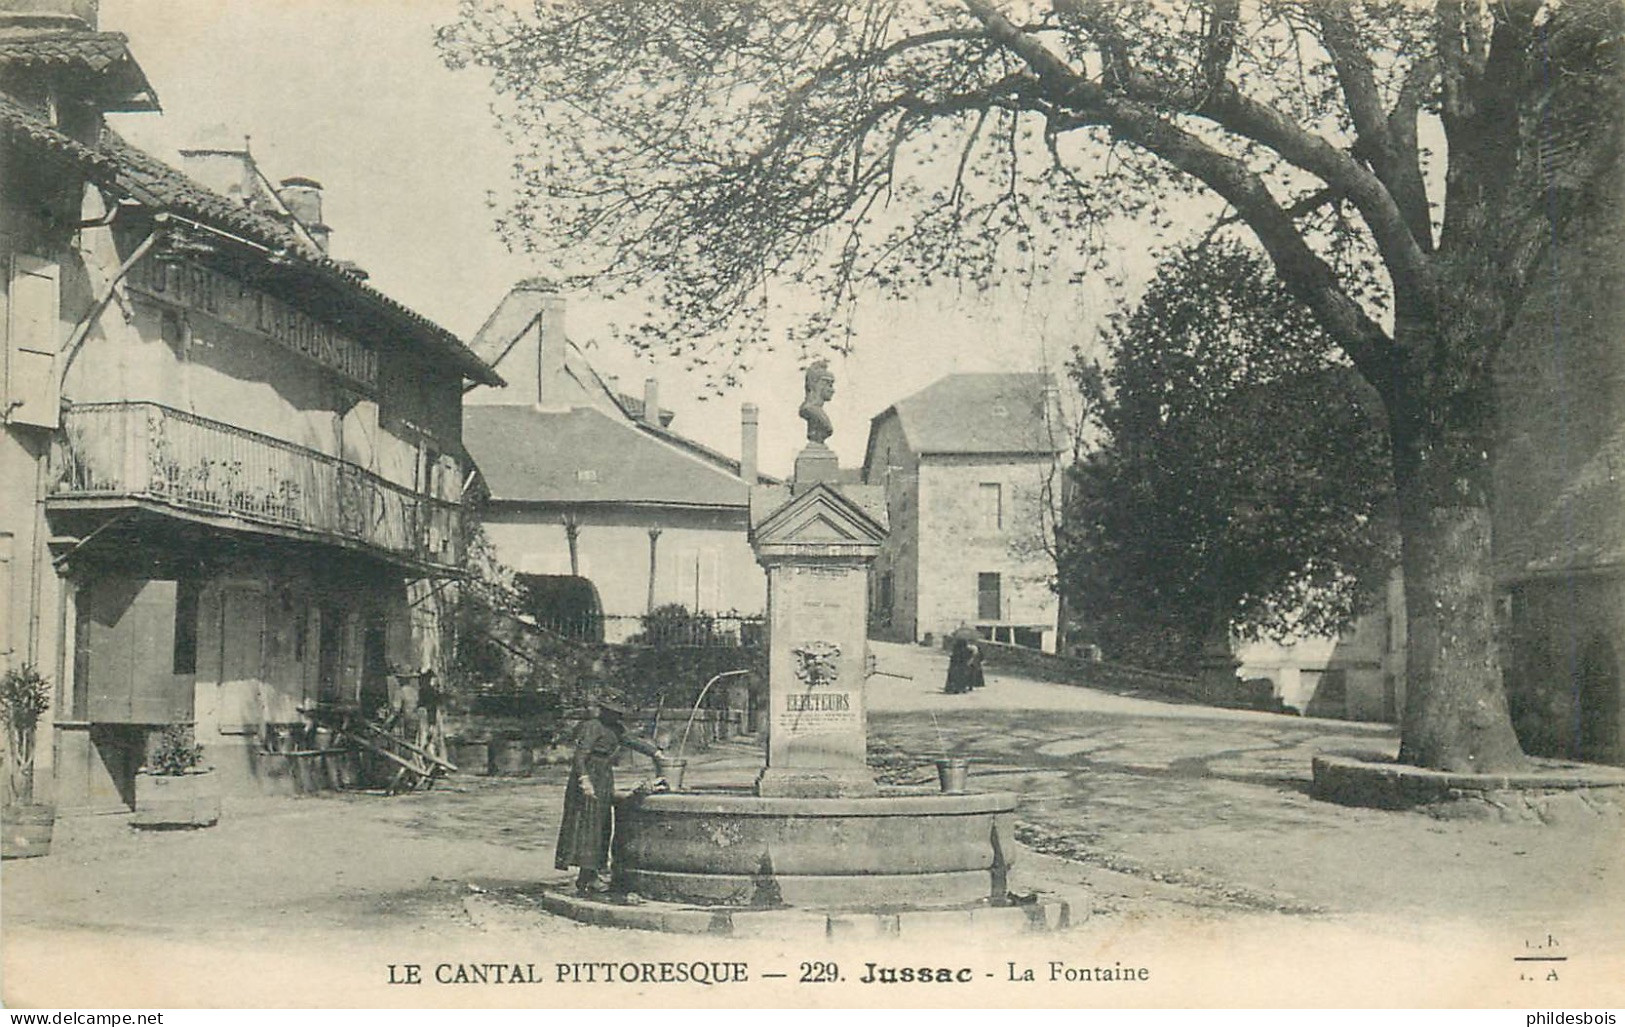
<box><xmin>977</xmin><ymin>572</ymin><xmax>1002</xmax><ymax>621</ymax></box>
<box><xmin>4</xmin><ymin>254</ymin><xmax>61</xmax><ymax>428</ymax></box>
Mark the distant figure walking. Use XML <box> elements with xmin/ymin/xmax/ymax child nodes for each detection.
<box><xmin>554</xmin><ymin>689</ymin><xmax>663</xmax><ymax>895</ymax></box>
<box><xmin>945</xmin><ymin>636</ymin><xmax>976</xmax><ymax>694</ymax></box>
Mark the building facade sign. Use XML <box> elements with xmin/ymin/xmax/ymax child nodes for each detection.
<box><xmin>129</xmin><ymin>256</ymin><xmax>378</xmax><ymax>389</ymax></box>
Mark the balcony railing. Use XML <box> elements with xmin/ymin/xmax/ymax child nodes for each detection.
<box><xmin>50</xmin><ymin>402</ymin><xmax>463</xmax><ymax>570</ymax></box>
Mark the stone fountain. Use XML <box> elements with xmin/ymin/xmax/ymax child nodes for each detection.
<box><xmin>607</xmin><ymin>363</ymin><xmax>1023</xmax><ymax>912</ymax></box>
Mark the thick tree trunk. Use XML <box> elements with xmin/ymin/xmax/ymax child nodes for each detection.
<box><xmin>1387</xmin><ymin>346</ymin><xmax>1527</xmax><ymax>772</ymax></box>
<box><xmin>1396</xmin><ymin>498</ymin><xmax>1526</xmax><ymax>772</ymax></box>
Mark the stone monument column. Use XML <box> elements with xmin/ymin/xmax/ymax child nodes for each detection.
<box><xmin>748</xmin><ymin>362</ymin><xmax>888</xmax><ymax>797</ymax></box>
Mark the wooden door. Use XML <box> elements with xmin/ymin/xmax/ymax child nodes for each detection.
<box><xmin>82</xmin><ymin>578</ymin><xmax>191</xmax><ymax>724</ymax></box>
<box><xmin>215</xmin><ymin>587</ymin><xmax>267</xmax><ymax>734</ymax></box>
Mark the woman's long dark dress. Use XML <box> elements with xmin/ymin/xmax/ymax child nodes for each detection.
<box><xmin>945</xmin><ymin>640</ymin><xmax>974</xmax><ymax>694</ymax></box>
<box><xmin>554</xmin><ymin>718</ymin><xmax>658</xmax><ymax>873</ymax></box>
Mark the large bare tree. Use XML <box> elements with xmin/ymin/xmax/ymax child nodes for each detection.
<box><xmin>440</xmin><ymin>0</ymin><xmax>1624</xmax><ymax>772</ymax></box>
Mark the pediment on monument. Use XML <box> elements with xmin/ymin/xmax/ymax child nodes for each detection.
<box><xmin>749</xmin><ymin>482</ymin><xmax>887</xmax><ymax>547</ymax></box>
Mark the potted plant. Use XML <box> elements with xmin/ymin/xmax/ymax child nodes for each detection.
<box><xmin>1</xmin><ymin>664</ymin><xmax>54</xmax><ymax>859</ymax></box>
<box><xmin>132</xmin><ymin>723</ymin><xmax>220</xmax><ymax>829</ymax></box>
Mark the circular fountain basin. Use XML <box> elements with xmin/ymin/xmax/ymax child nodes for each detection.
<box><xmin>612</xmin><ymin>787</ymin><xmax>1019</xmax><ymax>909</ymax></box>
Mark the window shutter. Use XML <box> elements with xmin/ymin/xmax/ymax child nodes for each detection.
<box><xmin>5</xmin><ymin>255</ymin><xmax>62</xmax><ymax>428</ymax></box>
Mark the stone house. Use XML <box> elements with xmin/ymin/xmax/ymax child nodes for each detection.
<box><xmin>462</xmin><ymin>282</ymin><xmax>774</xmax><ymax>641</ymax></box>
<box><xmin>1494</xmin><ymin>152</ymin><xmax>1625</xmax><ymax>766</ymax></box>
<box><xmin>1235</xmin><ymin>574</ymin><xmax>1407</xmax><ymax>721</ymax></box>
<box><xmin>1</xmin><ymin>1</ymin><xmax>499</xmax><ymax>808</ymax></box>
<box><xmin>862</xmin><ymin>372</ymin><xmax>1064</xmax><ymax>652</ymax></box>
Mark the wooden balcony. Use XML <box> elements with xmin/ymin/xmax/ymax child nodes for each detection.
<box><xmin>49</xmin><ymin>402</ymin><xmax>463</xmax><ymax>572</ymax></box>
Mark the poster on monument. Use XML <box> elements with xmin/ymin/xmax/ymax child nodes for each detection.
<box><xmin>3</xmin><ymin>0</ymin><xmax>1624</xmax><ymax>1017</ymax></box>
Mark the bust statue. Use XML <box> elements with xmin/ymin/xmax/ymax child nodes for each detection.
<box><xmin>798</xmin><ymin>360</ymin><xmax>835</xmax><ymax>445</ymax></box>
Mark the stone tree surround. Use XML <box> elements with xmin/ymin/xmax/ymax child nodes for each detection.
<box><xmin>1312</xmin><ymin>753</ymin><xmax>1625</xmax><ymax>822</ymax></box>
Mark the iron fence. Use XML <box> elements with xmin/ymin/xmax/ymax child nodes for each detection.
<box><xmin>50</xmin><ymin>401</ymin><xmax>463</xmax><ymax>569</ymax></box>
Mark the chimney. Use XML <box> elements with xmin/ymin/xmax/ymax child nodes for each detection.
<box><xmin>740</xmin><ymin>403</ymin><xmax>759</xmax><ymax>485</ymax></box>
<box><xmin>642</xmin><ymin>377</ymin><xmax>660</xmax><ymax>427</ymax></box>
<box><xmin>277</xmin><ymin>177</ymin><xmax>331</xmax><ymax>253</ymax></box>
<box><xmin>537</xmin><ymin>290</ymin><xmax>567</xmax><ymax>409</ymax></box>
<box><xmin>1041</xmin><ymin>376</ymin><xmax>1062</xmax><ymax>438</ymax></box>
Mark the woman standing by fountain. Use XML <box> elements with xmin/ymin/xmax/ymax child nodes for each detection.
<box><xmin>554</xmin><ymin>689</ymin><xmax>663</xmax><ymax>895</ymax></box>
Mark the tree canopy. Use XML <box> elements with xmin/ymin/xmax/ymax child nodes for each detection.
<box><xmin>1061</xmin><ymin>239</ymin><xmax>1395</xmax><ymax>671</ymax></box>
<box><xmin>440</xmin><ymin>0</ymin><xmax>1625</xmax><ymax>771</ymax></box>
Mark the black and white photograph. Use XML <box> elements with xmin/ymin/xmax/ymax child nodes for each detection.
<box><xmin>2</xmin><ymin>0</ymin><xmax>1623</xmax><ymax>1011</ymax></box>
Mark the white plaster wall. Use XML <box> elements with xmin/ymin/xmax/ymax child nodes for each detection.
<box><xmin>484</xmin><ymin>504</ymin><xmax>765</xmax><ymax>621</ymax></box>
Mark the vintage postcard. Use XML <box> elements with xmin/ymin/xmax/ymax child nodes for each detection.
<box><xmin>2</xmin><ymin>0</ymin><xmax>1623</xmax><ymax>1011</ymax></box>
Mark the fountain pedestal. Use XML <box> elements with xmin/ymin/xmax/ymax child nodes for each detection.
<box><xmin>603</xmin><ymin>417</ymin><xmax>1023</xmax><ymax>916</ymax></box>
<box><xmin>748</xmin><ymin>477</ymin><xmax>887</xmax><ymax>798</ymax></box>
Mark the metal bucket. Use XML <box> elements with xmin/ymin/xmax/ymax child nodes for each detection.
<box><xmin>936</xmin><ymin>758</ymin><xmax>970</xmax><ymax>794</ymax></box>
<box><xmin>654</xmin><ymin>756</ymin><xmax>688</xmax><ymax>791</ymax></box>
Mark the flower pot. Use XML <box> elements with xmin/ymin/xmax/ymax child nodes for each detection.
<box><xmin>935</xmin><ymin>758</ymin><xmax>970</xmax><ymax>794</ymax></box>
<box><xmin>654</xmin><ymin>756</ymin><xmax>688</xmax><ymax>791</ymax></box>
<box><xmin>133</xmin><ymin>770</ymin><xmax>220</xmax><ymax>829</ymax></box>
<box><xmin>1</xmin><ymin>804</ymin><xmax>55</xmax><ymax>859</ymax></box>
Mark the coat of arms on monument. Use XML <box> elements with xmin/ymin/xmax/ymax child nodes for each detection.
<box><xmin>791</xmin><ymin>641</ymin><xmax>842</xmax><ymax>687</ymax></box>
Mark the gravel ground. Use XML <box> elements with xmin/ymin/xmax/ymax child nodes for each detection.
<box><xmin>3</xmin><ymin>641</ymin><xmax>1621</xmax><ymax>1008</ymax></box>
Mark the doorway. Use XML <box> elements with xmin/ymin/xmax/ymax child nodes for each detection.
<box><xmin>1575</xmin><ymin>633</ymin><xmax>1621</xmax><ymax>764</ymax></box>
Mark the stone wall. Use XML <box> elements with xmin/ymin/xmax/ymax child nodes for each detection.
<box><xmin>1493</xmin><ymin>140</ymin><xmax>1625</xmax><ymax>767</ymax></box>
<box><xmin>971</xmin><ymin>638</ymin><xmax>1278</xmax><ymax>710</ymax></box>
<box><xmin>914</xmin><ymin>454</ymin><xmax>1058</xmax><ymax>649</ymax></box>
<box><xmin>865</xmin><ymin>415</ymin><xmax>919</xmax><ymax>642</ymax></box>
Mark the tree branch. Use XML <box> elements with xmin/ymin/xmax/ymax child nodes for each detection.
<box><xmin>1318</xmin><ymin>5</ymin><xmax>1434</xmax><ymax>250</ymax></box>
<box><xmin>968</xmin><ymin>0</ymin><xmax>1435</xmax><ymax>315</ymax></box>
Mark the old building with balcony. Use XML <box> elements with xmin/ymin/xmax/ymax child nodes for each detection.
<box><xmin>1</xmin><ymin>4</ymin><xmax>499</xmax><ymax>807</ymax></box>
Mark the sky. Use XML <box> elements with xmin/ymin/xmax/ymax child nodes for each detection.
<box><xmin>98</xmin><ymin>0</ymin><xmax>1139</xmax><ymax>476</ymax></box>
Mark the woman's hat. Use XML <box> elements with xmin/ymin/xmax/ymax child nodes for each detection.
<box><xmin>596</xmin><ymin>691</ymin><xmax>631</xmax><ymax>716</ymax></box>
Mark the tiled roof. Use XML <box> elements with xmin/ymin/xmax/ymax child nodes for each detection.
<box><xmin>0</xmin><ymin>97</ymin><xmax>499</xmax><ymax>386</ymax></box>
<box><xmin>635</xmin><ymin>416</ymin><xmax>777</xmax><ymax>485</ymax></box>
<box><xmin>0</xmin><ymin>92</ymin><xmax>115</xmax><ymax>169</ymax></box>
<box><xmin>0</xmin><ymin>30</ymin><xmax>158</xmax><ymax>111</ymax></box>
<box><xmin>1497</xmin><ymin>415</ymin><xmax>1625</xmax><ymax>577</ymax></box>
<box><xmin>0</xmin><ymin>30</ymin><xmax>129</xmax><ymax>71</ymax></box>
<box><xmin>464</xmin><ymin>405</ymin><xmax>756</xmax><ymax>508</ymax></box>
<box><xmin>871</xmin><ymin>372</ymin><xmax>1063</xmax><ymax>457</ymax></box>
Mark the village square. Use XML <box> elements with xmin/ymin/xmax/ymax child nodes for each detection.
<box><xmin>3</xmin><ymin>0</ymin><xmax>1625</xmax><ymax>1010</ymax></box>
